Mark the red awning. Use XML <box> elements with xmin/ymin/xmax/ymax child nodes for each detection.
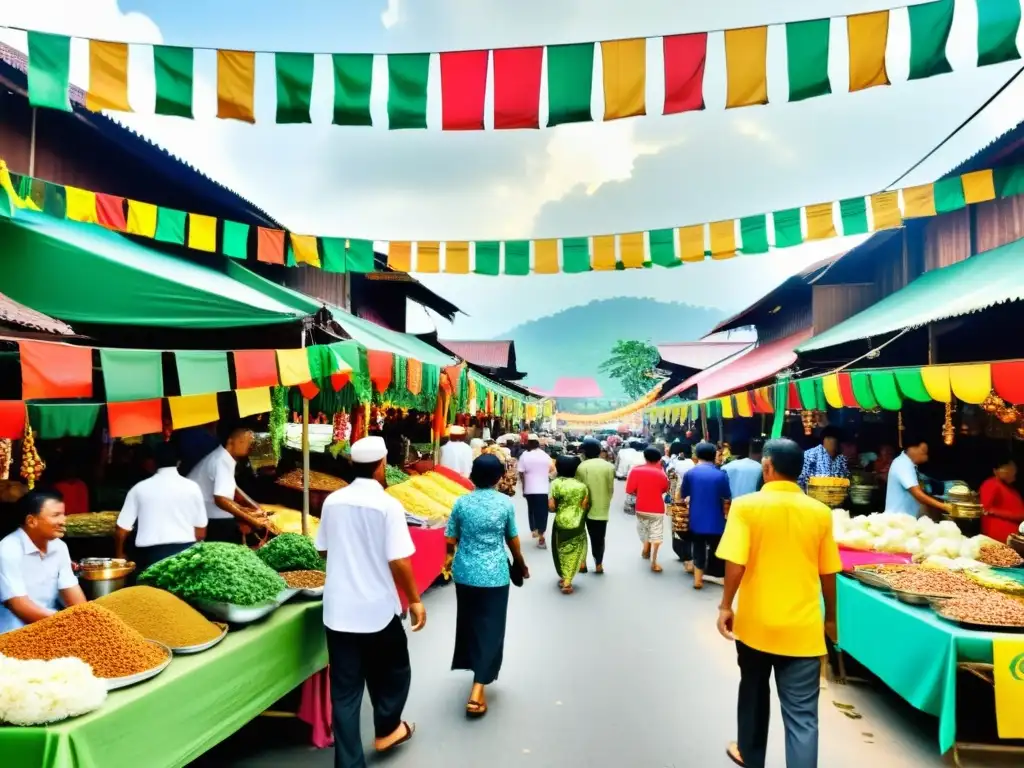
<box><xmin>693</xmin><ymin>328</ymin><xmax>812</xmax><ymax>400</ymax></box>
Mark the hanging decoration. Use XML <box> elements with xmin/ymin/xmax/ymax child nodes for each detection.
<box><xmin>13</xmin><ymin>2</ymin><xmax>1019</xmax><ymax>128</ymax></box>
<box><xmin>557</xmin><ymin>382</ymin><xmax>663</xmax><ymax>423</ymax></box>
<box><xmin>6</xmin><ymin>157</ymin><xmax>1024</xmax><ymax>276</ymax></box>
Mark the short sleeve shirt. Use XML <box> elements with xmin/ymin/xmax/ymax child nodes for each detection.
<box><xmin>518</xmin><ymin>449</ymin><xmax>551</xmax><ymax>495</ymax></box>
<box><xmin>0</xmin><ymin>529</ymin><xmax>78</xmax><ymax>634</ymax></box>
<box><xmin>723</xmin><ymin>458</ymin><xmax>763</xmax><ymax>499</ymax></box>
<box><xmin>445</xmin><ymin>489</ymin><xmax>517</xmax><ymax>587</ymax></box>
<box><xmin>625</xmin><ymin>464</ymin><xmax>669</xmax><ymax>514</ymax></box>
<box><xmin>186</xmin><ymin>446</ymin><xmax>237</xmax><ymax>520</ymax></box>
<box><xmin>575</xmin><ymin>458</ymin><xmax>615</xmax><ymax>521</ymax></box>
<box><xmin>885</xmin><ymin>451</ymin><xmax>921</xmax><ymax>516</ymax></box>
<box><xmin>682</xmin><ymin>463</ymin><xmax>732</xmax><ymax>534</ymax></box>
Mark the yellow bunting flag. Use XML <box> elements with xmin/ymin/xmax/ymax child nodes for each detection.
<box><xmin>720</xmin><ymin>397</ymin><xmax>735</xmax><ymax>419</ymax></box>
<box><xmin>0</xmin><ymin>162</ymin><xmax>37</xmax><ymax>210</ymax></box>
<box><xmin>534</xmin><ymin>239</ymin><xmax>560</xmax><ymax>274</ymax></box>
<box><xmin>993</xmin><ymin>638</ymin><xmax>1024</xmax><ymax>739</ymax></box>
<box><xmin>735</xmin><ymin>391</ymin><xmax>754</xmax><ymax>418</ymax></box>
<box><xmin>188</xmin><ymin>213</ymin><xmax>217</xmax><ymax>252</ymax></box>
<box><xmin>290</xmin><ymin>234</ymin><xmax>321</xmax><ymax>267</ymax></box>
<box><xmin>168</xmin><ymin>394</ymin><xmax>219</xmax><ymax>430</ymax></box>
<box><xmin>961</xmin><ymin>170</ymin><xmax>996</xmax><ymax>204</ymax></box>
<box><xmin>902</xmin><ymin>184</ymin><xmax>936</xmax><ymax>218</ymax></box>
<box><xmin>444</xmin><ymin>241</ymin><xmax>470</xmax><ymax>274</ymax></box>
<box><xmin>806</xmin><ymin>203</ymin><xmax>837</xmax><ymax>240</ymax></box>
<box><xmin>678</xmin><ymin>225</ymin><xmax>705</xmax><ymax>262</ymax></box>
<box><xmin>388</xmin><ymin>241</ymin><xmax>412</xmax><ymax>272</ymax></box>
<box><xmin>416</xmin><ymin>241</ymin><xmax>440</xmax><ymax>273</ymax></box>
<box><xmin>848</xmin><ymin>12</ymin><xmax>890</xmax><ymax>92</ymax></box>
<box><xmin>920</xmin><ymin>366</ymin><xmax>951</xmax><ymax>403</ymax></box>
<box><xmin>235</xmin><ymin>387</ymin><xmax>272</xmax><ymax>417</ymax></box>
<box><xmin>619</xmin><ymin>232</ymin><xmax>645</xmax><ymax>268</ymax></box>
<box><xmin>86</xmin><ymin>41</ymin><xmax>131</xmax><ymax>113</ymax></box>
<box><xmin>601</xmin><ymin>39</ymin><xmax>646</xmax><ymax>121</ymax></box>
<box><xmin>948</xmin><ymin>364</ymin><xmax>992</xmax><ymax>404</ymax></box>
<box><xmin>592</xmin><ymin>235</ymin><xmax>616</xmax><ymax>270</ymax></box>
<box><xmin>126</xmin><ymin>200</ymin><xmax>157</xmax><ymax>237</ymax></box>
<box><xmin>725</xmin><ymin>27</ymin><xmax>768</xmax><ymax>109</ymax></box>
<box><xmin>276</xmin><ymin>348</ymin><xmax>313</xmax><ymax>387</ymax></box>
<box><xmin>870</xmin><ymin>191</ymin><xmax>902</xmax><ymax>230</ymax></box>
<box><xmin>822</xmin><ymin>375</ymin><xmax>844</xmax><ymax>409</ymax></box>
<box><xmin>65</xmin><ymin>187</ymin><xmax>98</xmax><ymax>224</ymax></box>
<box><xmin>217</xmin><ymin>50</ymin><xmax>256</xmax><ymax>123</ymax></box>
<box><xmin>710</xmin><ymin>220</ymin><xmax>737</xmax><ymax>260</ymax></box>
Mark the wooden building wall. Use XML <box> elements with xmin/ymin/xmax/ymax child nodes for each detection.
<box><xmin>811</xmin><ymin>283</ymin><xmax>880</xmax><ymax>335</ymax></box>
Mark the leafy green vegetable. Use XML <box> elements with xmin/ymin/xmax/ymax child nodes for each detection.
<box><xmin>257</xmin><ymin>533</ymin><xmax>325</xmax><ymax>572</ymax></box>
<box><xmin>139</xmin><ymin>542</ymin><xmax>286</xmax><ymax>606</ymax></box>
<box><xmin>385</xmin><ymin>465</ymin><xmax>410</xmax><ymax>487</ymax></box>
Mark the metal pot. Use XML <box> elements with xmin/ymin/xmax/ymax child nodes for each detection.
<box><xmin>76</xmin><ymin>559</ymin><xmax>135</xmax><ymax>599</ymax></box>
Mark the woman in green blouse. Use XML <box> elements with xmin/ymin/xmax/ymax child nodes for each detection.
<box><xmin>548</xmin><ymin>455</ymin><xmax>589</xmax><ymax>595</ymax></box>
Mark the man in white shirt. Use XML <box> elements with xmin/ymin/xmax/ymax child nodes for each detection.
<box><xmin>885</xmin><ymin>434</ymin><xmax>951</xmax><ymax>517</ymax></box>
<box><xmin>439</xmin><ymin>425</ymin><xmax>473</xmax><ymax>477</ymax></box>
<box><xmin>0</xmin><ymin>491</ymin><xmax>86</xmax><ymax>634</ymax></box>
<box><xmin>187</xmin><ymin>427</ymin><xmax>261</xmax><ymax>542</ymax></box>
<box><xmin>519</xmin><ymin>434</ymin><xmax>553</xmax><ymax>548</ymax></box>
<box><xmin>616</xmin><ymin>441</ymin><xmax>647</xmax><ymax>480</ymax></box>
<box><xmin>317</xmin><ymin>436</ymin><xmax>425</xmax><ymax>767</ymax></box>
<box><xmin>115</xmin><ymin>442</ymin><xmax>207</xmax><ymax>572</ymax></box>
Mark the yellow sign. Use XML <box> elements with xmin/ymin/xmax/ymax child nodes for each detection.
<box><xmin>993</xmin><ymin>639</ymin><xmax>1024</xmax><ymax>739</ymax></box>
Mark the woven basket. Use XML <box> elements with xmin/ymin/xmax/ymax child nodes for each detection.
<box><xmin>669</xmin><ymin>503</ymin><xmax>689</xmax><ymax>533</ymax></box>
<box><xmin>806</xmin><ymin>486</ymin><xmax>848</xmax><ymax>507</ymax></box>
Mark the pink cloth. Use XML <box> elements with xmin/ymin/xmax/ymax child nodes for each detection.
<box><xmin>838</xmin><ymin>546</ymin><xmax>912</xmax><ymax>571</ymax></box>
<box><xmin>297</xmin><ymin>669</ymin><xmax>333</xmax><ymax>748</ymax></box>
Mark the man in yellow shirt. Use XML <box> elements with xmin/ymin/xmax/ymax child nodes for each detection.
<box><xmin>715</xmin><ymin>438</ymin><xmax>841</xmax><ymax>768</ymax></box>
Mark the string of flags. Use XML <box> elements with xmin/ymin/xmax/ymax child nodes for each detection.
<box><xmin>11</xmin><ymin>0</ymin><xmax>1024</xmax><ymax>129</ymax></box>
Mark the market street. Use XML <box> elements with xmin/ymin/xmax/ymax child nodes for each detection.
<box><xmin>195</xmin><ymin>483</ymin><xmax>975</xmax><ymax>768</ymax></box>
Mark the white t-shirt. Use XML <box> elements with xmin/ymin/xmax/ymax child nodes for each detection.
<box><xmin>315</xmin><ymin>478</ymin><xmax>416</xmax><ymax>633</ymax></box>
<box><xmin>0</xmin><ymin>529</ymin><xmax>78</xmax><ymax>634</ymax></box>
<box><xmin>117</xmin><ymin>468</ymin><xmax>207</xmax><ymax>548</ymax></box>
<box><xmin>439</xmin><ymin>440</ymin><xmax>473</xmax><ymax>478</ymax></box>
<box><xmin>885</xmin><ymin>451</ymin><xmax>921</xmax><ymax>517</ymax></box>
<box><xmin>519</xmin><ymin>448</ymin><xmax>552</xmax><ymax>495</ymax></box>
<box><xmin>616</xmin><ymin>447</ymin><xmax>637</xmax><ymax>477</ymax></box>
<box><xmin>187</xmin><ymin>446</ymin><xmax>237</xmax><ymax>520</ymax></box>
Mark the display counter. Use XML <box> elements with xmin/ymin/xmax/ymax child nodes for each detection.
<box><xmin>0</xmin><ymin>602</ymin><xmax>327</xmax><ymax>768</ymax></box>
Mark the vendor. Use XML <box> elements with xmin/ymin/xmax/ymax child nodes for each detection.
<box><xmin>884</xmin><ymin>435</ymin><xmax>951</xmax><ymax>517</ymax></box>
<box><xmin>0</xmin><ymin>491</ymin><xmax>86</xmax><ymax>633</ymax></box>
<box><xmin>797</xmin><ymin>426</ymin><xmax>849</xmax><ymax>489</ymax></box>
<box><xmin>114</xmin><ymin>442</ymin><xmax>207</xmax><ymax>572</ymax></box>
<box><xmin>439</xmin><ymin>425</ymin><xmax>473</xmax><ymax>478</ymax></box>
<box><xmin>187</xmin><ymin>427</ymin><xmax>260</xmax><ymax>543</ymax></box>
<box><xmin>979</xmin><ymin>456</ymin><xmax>1024</xmax><ymax>543</ymax></box>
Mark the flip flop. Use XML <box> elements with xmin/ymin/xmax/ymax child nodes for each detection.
<box><xmin>466</xmin><ymin>700</ymin><xmax>488</xmax><ymax>719</ymax></box>
<box><xmin>376</xmin><ymin>722</ymin><xmax>415</xmax><ymax>754</ymax></box>
<box><xmin>651</xmin><ymin>564</ymin><xmax>663</xmax><ymax>573</ymax></box>
<box><xmin>726</xmin><ymin>742</ymin><xmax>745</xmax><ymax>766</ymax></box>
<box><xmin>595</xmin><ymin>565</ymin><xmax>605</xmax><ymax>574</ymax></box>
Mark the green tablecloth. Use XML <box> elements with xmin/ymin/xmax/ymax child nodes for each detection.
<box><xmin>837</xmin><ymin>577</ymin><xmax>999</xmax><ymax>754</ymax></box>
<box><xmin>1</xmin><ymin>601</ymin><xmax>328</xmax><ymax>768</ymax></box>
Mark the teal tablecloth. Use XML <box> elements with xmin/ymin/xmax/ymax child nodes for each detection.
<box><xmin>0</xmin><ymin>601</ymin><xmax>328</xmax><ymax>768</ymax></box>
<box><xmin>837</xmin><ymin>576</ymin><xmax>1000</xmax><ymax>753</ymax></box>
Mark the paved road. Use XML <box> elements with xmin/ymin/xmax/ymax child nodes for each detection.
<box><xmin>196</xmin><ymin>482</ymin><xmax>1007</xmax><ymax>767</ymax></box>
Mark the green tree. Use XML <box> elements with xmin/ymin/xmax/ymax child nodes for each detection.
<box><xmin>598</xmin><ymin>340</ymin><xmax>660</xmax><ymax>400</ymax></box>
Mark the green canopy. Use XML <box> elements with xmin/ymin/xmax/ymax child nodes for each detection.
<box><xmin>0</xmin><ymin>208</ymin><xmax>310</xmax><ymax>328</ymax></box>
<box><xmin>327</xmin><ymin>305</ymin><xmax>456</xmax><ymax>367</ymax></box>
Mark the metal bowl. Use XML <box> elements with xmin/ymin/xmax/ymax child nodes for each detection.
<box><xmin>76</xmin><ymin>563</ymin><xmax>135</xmax><ymax>581</ymax></box>
<box><xmin>171</xmin><ymin>623</ymin><xmax>228</xmax><ymax>655</ymax></box>
<box><xmin>192</xmin><ymin>599</ymin><xmax>279</xmax><ymax>624</ymax></box>
<box><xmin>849</xmin><ymin>569</ymin><xmax>893</xmax><ymax>591</ymax></box>
<box><xmin>299</xmin><ymin>586</ymin><xmax>325</xmax><ymax>599</ymax></box>
<box><xmin>891</xmin><ymin>588</ymin><xmax>952</xmax><ymax>606</ymax></box>
<box><xmin>105</xmin><ymin>641</ymin><xmax>172</xmax><ymax>690</ymax></box>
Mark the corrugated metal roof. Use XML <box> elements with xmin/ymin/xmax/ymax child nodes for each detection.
<box><xmin>0</xmin><ymin>290</ymin><xmax>73</xmax><ymax>335</ymax></box>
<box><xmin>798</xmin><ymin>235</ymin><xmax>1024</xmax><ymax>353</ymax></box>
<box><xmin>439</xmin><ymin>340</ymin><xmax>513</xmax><ymax>368</ymax></box>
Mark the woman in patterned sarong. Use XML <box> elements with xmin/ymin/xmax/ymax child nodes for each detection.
<box><xmin>548</xmin><ymin>455</ymin><xmax>589</xmax><ymax>595</ymax></box>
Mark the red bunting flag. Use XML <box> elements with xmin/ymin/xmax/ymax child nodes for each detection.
<box><xmin>0</xmin><ymin>401</ymin><xmax>26</xmax><ymax>439</ymax></box>
<box><xmin>367</xmin><ymin>350</ymin><xmax>394</xmax><ymax>393</ymax></box>
<box><xmin>440</xmin><ymin>50</ymin><xmax>489</xmax><ymax>130</ymax></box>
<box><xmin>107</xmin><ymin>399</ymin><xmax>163</xmax><ymax>438</ymax></box>
<box><xmin>993</xmin><ymin>361</ymin><xmax>1024</xmax><ymax>404</ymax></box>
<box><xmin>20</xmin><ymin>341</ymin><xmax>93</xmax><ymax>400</ymax></box>
<box><xmin>787</xmin><ymin>382</ymin><xmax>802</xmax><ymax>410</ymax></box>
<box><xmin>331</xmin><ymin>371</ymin><xmax>351</xmax><ymax>392</ymax></box>
<box><xmin>95</xmin><ymin>193</ymin><xmax>127</xmax><ymax>231</ymax></box>
<box><xmin>233</xmin><ymin>349</ymin><xmax>280</xmax><ymax>388</ymax></box>
<box><xmin>257</xmin><ymin>227</ymin><xmax>286</xmax><ymax>265</ymax></box>
<box><xmin>492</xmin><ymin>47</ymin><xmax>543</xmax><ymax>129</ymax></box>
<box><xmin>663</xmin><ymin>33</ymin><xmax>707</xmax><ymax>114</ymax></box>
<box><xmin>837</xmin><ymin>372</ymin><xmax>858</xmax><ymax>408</ymax></box>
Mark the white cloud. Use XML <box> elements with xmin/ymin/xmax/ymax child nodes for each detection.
<box><xmin>380</xmin><ymin>0</ymin><xmax>403</xmax><ymax>30</ymax></box>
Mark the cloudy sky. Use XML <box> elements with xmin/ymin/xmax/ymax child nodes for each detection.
<box><xmin>2</xmin><ymin>0</ymin><xmax>1024</xmax><ymax>338</ymax></box>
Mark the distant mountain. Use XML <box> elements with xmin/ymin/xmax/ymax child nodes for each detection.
<box><xmin>494</xmin><ymin>298</ymin><xmax>726</xmax><ymax>399</ymax></box>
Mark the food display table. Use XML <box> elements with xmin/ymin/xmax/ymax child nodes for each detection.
<box><xmin>837</xmin><ymin>577</ymin><xmax>1000</xmax><ymax>755</ymax></box>
<box><xmin>1</xmin><ymin>602</ymin><xmax>327</xmax><ymax>768</ymax></box>
<box><xmin>404</xmin><ymin>526</ymin><xmax>447</xmax><ymax>608</ymax></box>
<box><xmin>838</xmin><ymin>547</ymin><xmax>913</xmax><ymax>571</ymax></box>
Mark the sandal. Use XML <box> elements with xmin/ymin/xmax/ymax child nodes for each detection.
<box><xmin>595</xmin><ymin>564</ymin><xmax>604</xmax><ymax>574</ymax></box>
<box><xmin>466</xmin><ymin>700</ymin><xmax>488</xmax><ymax>719</ymax></box>
<box><xmin>726</xmin><ymin>742</ymin><xmax>745</xmax><ymax>766</ymax></box>
<box><xmin>375</xmin><ymin>721</ymin><xmax>416</xmax><ymax>754</ymax></box>
<box><xmin>561</xmin><ymin>584</ymin><xmax>575</xmax><ymax>595</ymax></box>
<box><xmin>579</xmin><ymin>565</ymin><xmax>588</xmax><ymax>574</ymax></box>
<box><xmin>651</xmin><ymin>564</ymin><xmax>663</xmax><ymax>573</ymax></box>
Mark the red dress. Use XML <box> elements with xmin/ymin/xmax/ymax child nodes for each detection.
<box><xmin>979</xmin><ymin>477</ymin><xmax>1024</xmax><ymax>543</ymax></box>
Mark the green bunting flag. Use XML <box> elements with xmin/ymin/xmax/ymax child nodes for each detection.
<box><xmin>977</xmin><ymin>0</ymin><xmax>1021</xmax><ymax>67</ymax></box>
<box><xmin>333</xmin><ymin>54</ymin><xmax>374</xmax><ymax>126</ymax></box>
<box><xmin>934</xmin><ymin>176</ymin><xmax>967</xmax><ymax>214</ymax></box>
<box><xmin>740</xmin><ymin>215</ymin><xmax>769</xmax><ymax>254</ymax></box>
<box><xmin>154</xmin><ymin>207</ymin><xmax>187</xmax><ymax>245</ymax></box>
<box><xmin>388</xmin><ymin>53</ymin><xmax>430</xmax><ymax>130</ymax></box>
<box><xmin>907</xmin><ymin>0</ymin><xmax>954</xmax><ymax>80</ymax></box>
<box><xmin>153</xmin><ymin>45</ymin><xmax>194</xmax><ymax>117</ymax></box>
<box><xmin>547</xmin><ymin>43</ymin><xmax>594</xmax><ymax>126</ymax></box>
<box><xmin>99</xmin><ymin>349</ymin><xmax>164</xmax><ymax>402</ymax></box>
<box><xmin>561</xmin><ymin>237</ymin><xmax>592</xmax><ymax>272</ymax></box>
<box><xmin>839</xmin><ymin>197</ymin><xmax>869</xmax><ymax>235</ymax></box>
<box><xmin>786</xmin><ymin>19</ymin><xmax>831</xmax><ymax>102</ymax></box>
<box><xmin>474</xmin><ymin>241</ymin><xmax>500</xmax><ymax>275</ymax></box>
<box><xmin>221</xmin><ymin>221</ymin><xmax>250</xmax><ymax>260</ymax></box>
<box><xmin>27</xmin><ymin>32</ymin><xmax>71</xmax><ymax>112</ymax></box>
<box><xmin>503</xmin><ymin>240</ymin><xmax>530</xmax><ymax>276</ymax></box>
<box><xmin>648</xmin><ymin>229</ymin><xmax>677</xmax><ymax>266</ymax></box>
<box><xmin>175</xmin><ymin>351</ymin><xmax>231</xmax><ymax>396</ymax></box>
<box><xmin>773</xmin><ymin>208</ymin><xmax>804</xmax><ymax>248</ymax></box>
<box><xmin>275</xmin><ymin>52</ymin><xmax>315</xmax><ymax>124</ymax></box>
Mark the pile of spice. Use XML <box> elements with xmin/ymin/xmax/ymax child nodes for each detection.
<box><xmin>140</xmin><ymin>542</ymin><xmax>286</xmax><ymax>606</ymax></box>
<box><xmin>0</xmin><ymin>603</ymin><xmax>168</xmax><ymax>678</ymax></box>
<box><xmin>977</xmin><ymin>542</ymin><xmax>1024</xmax><ymax>568</ymax></box>
<box><xmin>938</xmin><ymin>591</ymin><xmax>1024</xmax><ymax>627</ymax></box>
<box><xmin>885</xmin><ymin>568</ymin><xmax>984</xmax><ymax>597</ymax></box>
<box><xmin>258</xmin><ymin>533</ymin><xmax>325</xmax><ymax>572</ymax></box>
<box><xmin>281</xmin><ymin>570</ymin><xmax>327</xmax><ymax>589</ymax></box>
<box><xmin>96</xmin><ymin>586</ymin><xmax>223</xmax><ymax>648</ymax></box>
<box><xmin>276</xmin><ymin>469</ymin><xmax>347</xmax><ymax>492</ymax></box>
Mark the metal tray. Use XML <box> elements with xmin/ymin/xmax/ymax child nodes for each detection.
<box><xmin>192</xmin><ymin>598</ymin><xmax>279</xmax><ymax>624</ymax></box>
<box><xmin>105</xmin><ymin>641</ymin><xmax>172</xmax><ymax>690</ymax></box>
<box><xmin>171</xmin><ymin>622</ymin><xmax>228</xmax><ymax>655</ymax></box>
<box><xmin>935</xmin><ymin>610</ymin><xmax>1024</xmax><ymax>634</ymax></box>
<box><xmin>890</xmin><ymin>588</ymin><xmax>952</xmax><ymax>606</ymax></box>
<box><xmin>276</xmin><ymin>587</ymin><xmax>300</xmax><ymax>605</ymax></box>
<box><xmin>849</xmin><ymin>569</ymin><xmax>893</xmax><ymax>591</ymax></box>
<box><xmin>300</xmin><ymin>585</ymin><xmax>324</xmax><ymax>599</ymax></box>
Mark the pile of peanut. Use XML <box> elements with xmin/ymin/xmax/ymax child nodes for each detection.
<box><xmin>977</xmin><ymin>543</ymin><xmax>1024</xmax><ymax>568</ymax></box>
<box><xmin>282</xmin><ymin>570</ymin><xmax>326</xmax><ymax>589</ymax></box>
<box><xmin>939</xmin><ymin>591</ymin><xmax>1024</xmax><ymax>627</ymax></box>
<box><xmin>885</xmin><ymin>568</ymin><xmax>984</xmax><ymax>597</ymax></box>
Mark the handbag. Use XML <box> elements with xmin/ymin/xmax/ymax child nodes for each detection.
<box><xmin>623</xmin><ymin>492</ymin><xmax>637</xmax><ymax>516</ymax></box>
<box><xmin>508</xmin><ymin>557</ymin><xmax>525</xmax><ymax>587</ymax></box>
